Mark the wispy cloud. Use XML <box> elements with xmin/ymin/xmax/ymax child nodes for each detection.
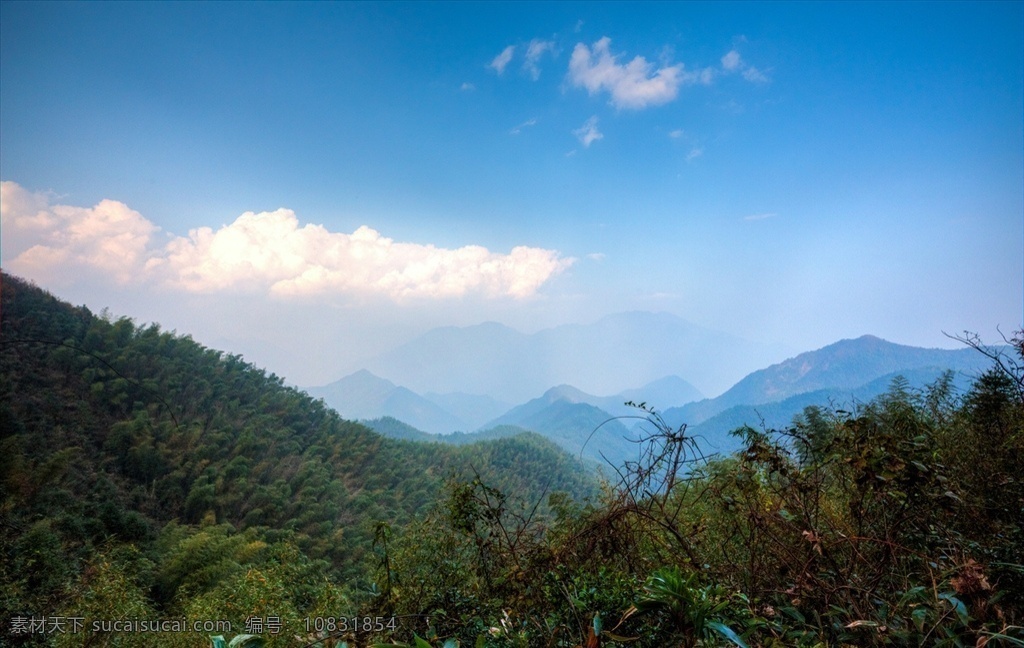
<box><xmin>460</xmin><ymin>82</ymin><xmax>476</xmax><ymax>91</ymax></box>
<box><xmin>1</xmin><ymin>181</ymin><xmax>574</xmax><ymax>300</ymax></box>
<box><xmin>573</xmin><ymin>116</ymin><xmax>603</xmax><ymax>147</ymax></box>
<box><xmin>720</xmin><ymin>48</ymin><xmax>770</xmax><ymax>83</ymax></box>
<box><xmin>686</xmin><ymin>146</ymin><xmax>704</xmax><ymax>161</ymax></box>
<box><xmin>743</xmin><ymin>212</ymin><xmax>776</xmax><ymax>221</ymax></box>
<box><xmin>668</xmin><ymin>129</ymin><xmax>685</xmax><ymax>139</ymax></box>
<box><xmin>489</xmin><ymin>45</ymin><xmax>515</xmax><ymax>75</ymax></box>
<box><xmin>523</xmin><ymin>38</ymin><xmax>556</xmax><ymax>80</ymax></box>
<box><xmin>510</xmin><ymin>118</ymin><xmax>538</xmax><ymax>135</ymax></box>
<box><xmin>586</xmin><ymin>252</ymin><xmax>606</xmax><ymax>261</ymax></box>
<box><xmin>742</xmin><ymin>67</ymin><xmax>769</xmax><ymax>83</ymax></box>
<box><xmin>568</xmin><ymin>37</ymin><xmax>688</xmax><ymax>109</ymax></box>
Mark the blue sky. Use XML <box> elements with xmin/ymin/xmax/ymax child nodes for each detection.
<box><xmin>2</xmin><ymin>1</ymin><xmax>1022</xmax><ymax>392</ymax></box>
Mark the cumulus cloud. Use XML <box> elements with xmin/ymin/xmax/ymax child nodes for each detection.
<box><xmin>523</xmin><ymin>38</ymin><xmax>556</xmax><ymax>80</ymax></box>
<box><xmin>1</xmin><ymin>181</ymin><xmax>573</xmax><ymax>300</ymax></box>
<box><xmin>573</xmin><ymin>116</ymin><xmax>603</xmax><ymax>147</ymax></box>
<box><xmin>1</xmin><ymin>181</ymin><xmax>157</xmax><ymax>284</ymax></box>
<box><xmin>568</xmin><ymin>37</ymin><xmax>698</xmax><ymax>109</ymax></box>
<box><xmin>489</xmin><ymin>45</ymin><xmax>515</xmax><ymax>74</ymax></box>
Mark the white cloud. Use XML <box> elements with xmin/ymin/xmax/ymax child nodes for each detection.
<box><xmin>573</xmin><ymin>116</ymin><xmax>603</xmax><ymax>147</ymax></box>
<box><xmin>668</xmin><ymin>129</ymin><xmax>685</xmax><ymax>139</ymax></box>
<box><xmin>489</xmin><ymin>45</ymin><xmax>515</xmax><ymax>74</ymax></box>
<box><xmin>720</xmin><ymin>48</ymin><xmax>770</xmax><ymax>83</ymax></box>
<box><xmin>686</xmin><ymin>146</ymin><xmax>704</xmax><ymax>161</ymax></box>
<box><xmin>586</xmin><ymin>252</ymin><xmax>606</xmax><ymax>262</ymax></box>
<box><xmin>743</xmin><ymin>212</ymin><xmax>776</xmax><ymax>221</ymax></box>
<box><xmin>742</xmin><ymin>66</ymin><xmax>769</xmax><ymax>83</ymax></box>
<box><xmin>523</xmin><ymin>38</ymin><xmax>556</xmax><ymax>80</ymax></box>
<box><xmin>1</xmin><ymin>181</ymin><xmax>157</xmax><ymax>285</ymax></box>
<box><xmin>721</xmin><ymin>50</ymin><xmax>742</xmax><ymax>71</ymax></box>
<box><xmin>509</xmin><ymin>118</ymin><xmax>538</xmax><ymax>135</ymax></box>
<box><xmin>1</xmin><ymin>181</ymin><xmax>573</xmax><ymax>300</ymax></box>
<box><xmin>460</xmin><ymin>82</ymin><xmax>476</xmax><ymax>91</ymax></box>
<box><xmin>568</xmin><ymin>37</ymin><xmax>690</xmax><ymax>109</ymax></box>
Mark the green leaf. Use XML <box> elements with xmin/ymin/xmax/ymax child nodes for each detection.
<box><xmin>912</xmin><ymin>607</ymin><xmax>929</xmax><ymax>633</ymax></box>
<box><xmin>978</xmin><ymin>630</ymin><xmax>1024</xmax><ymax>647</ymax></box>
<box><xmin>442</xmin><ymin>639</ymin><xmax>459</xmax><ymax>648</ymax></box>
<box><xmin>707</xmin><ymin>621</ymin><xmax>749</xmax><ymax>648</ymax></box>
<box><xmin>899</xmin><ymin>586</ymin><xmax>928</xmax><ymax>606</ymax></box>
<box><xmin>415</xmin><ymin>636</ymin><xmax>434</xmax><ymax>648</ymax></box>
<box><xmin>211</xmin><ymin>636</ymin><xmax>226</xmax><ymax>648</ymax></box>
<box><xmin>780</xmin><ymin>606</ymin><xmax>806</xmax><ymax>623</ymax></box>
<box><xmin>228</xmin><ymin>635</ymin><xmax>265</xmax><ymax>648</ymax></box>
<box><xmin>937</xmin><ymin>592</ymin><xmax>970</xmax><ymax>626</ymax></box>
<box><xmin>593</xmin><ymin>612</ymin><xmax>602</xmax><ymax>635</ymax></box>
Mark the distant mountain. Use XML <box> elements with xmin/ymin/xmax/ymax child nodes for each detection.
<box><xmin>307</xmin><ymin>369</ymin><xmax>469</xmax><ymax>434</ymax></box>
<box><xmin>364</xmin><ymin>417</ymin><xmax>533</xmax><ymax>446</ymax></box>
<box><xmin>307</xmin><ymin>371</ymin><xmax>699</xmax><ymax>439</ymax></box>
<box><xmin>483</xmin><ymin>386</ymin><xmax>640</xmax><ymax>467</ymax></box>
<box><xmin>422</xmin><ymin>391</ymin><xmax>512</xmax><ymax>430</ymax></box>
<box><xmin>614</xmin><ymin>375</ymin><xmax>703</xmax><ymax>413</ymax></box>
<box><xmin>660</xmin><ymin>335</ymin><xmax>998</xmax><ymax>432</ymax></box>
<box><xmin>314</xmin><ymin>333</ymin><xmax>997</xmax><ymax>470</ymax></box>
<box><xmin>679</xmin><ymin>367</ymin><xmax>982</xmax><ymax>455</ymax></box>
<box><xmin>362</xmin><ymin>311</ymin><xmax>778</xmax><ymax>402</ymax></box>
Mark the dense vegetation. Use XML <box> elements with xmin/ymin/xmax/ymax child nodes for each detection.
<box><xmin>0</xmin><ymin>274</ymin><xmax>594</xmax><ymax>646</ymax></box>
<box><xmin>2</xmin><ymin>272</ymin><xmax>1022</xmax><ymax>647</ymax></box>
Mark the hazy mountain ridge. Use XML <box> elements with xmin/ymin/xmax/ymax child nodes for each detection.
<box><xmin>669</xmin><ymin>367</ymin><xmax>974</xmax><ymax>455</ymax></box>
<box><xmin>316</xmin><ymin>334</ymin><xmax>1000</xmax><ymax>470</ymax></box>
<box><xmin>421</xmin><ymin>391</ymin><xmax>513</xmax><ymax>430</ymax></box>
<box><xmin>661</xmin><ymin>335</ymin><xmax>998</xmax><ymax>428</ymax></box>
<box><xmin>364</xmin><ymin>417</ymin><xmax>532</xmax><ymax>446</ymax></box>
<box><xmin>361</xmin><ymin>311</ymin><xmax>777</xmax><ymax>401</ymax></box>
<box><xmin>309</xmin><ymin>369</ymin><xmax>702</xmax><ymax>437</ymax></box>
<box><xmin>484</xmin><ymin>397</ymin><xmax>636</xmax><ymax>467</ymax></box>
<box><xmin>302</xmin><ymin>330</ymin><xmax>1003</xmax><ymax>473</ymax></box>
<box><xmin>306</xmin><ymin>369</ymin><xmax>471</xmax><ymax>434</ymax></box>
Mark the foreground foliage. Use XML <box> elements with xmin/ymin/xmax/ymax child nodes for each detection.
<box><xmin>367</xmin><ymin>338</ymin><xmax>1024</xmax><ymax>647</ymax></box>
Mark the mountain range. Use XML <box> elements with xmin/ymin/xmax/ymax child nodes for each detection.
<box><xmin>660</xmin><ymin>335</ymin><xmax>994</xmax><ymax>428</ymax></box>
<box><xmin>358</xmin><ymin>311</ymin><xmax>780</xmax><ymax>402</ymax></box>
<box><xmin>308</xmin><ymin>327</ymin><xmax>1001</xmax><ymax>471</ymax></box>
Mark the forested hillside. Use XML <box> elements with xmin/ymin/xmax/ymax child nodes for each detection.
<box><xmin>1</xmin><ymin>272</ymin><xmax>1022</xmax><ymax>647</ymax></box>
<box><xmin>0</xmin><ymin>274</ymin><xmax>595</xmax><ymax>646</ymax></box>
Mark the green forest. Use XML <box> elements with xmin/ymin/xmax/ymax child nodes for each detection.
<box><xmin>1</xmin><ymin>273</ymin><xmax>1022</xmax><ymax>647</ymax></box>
